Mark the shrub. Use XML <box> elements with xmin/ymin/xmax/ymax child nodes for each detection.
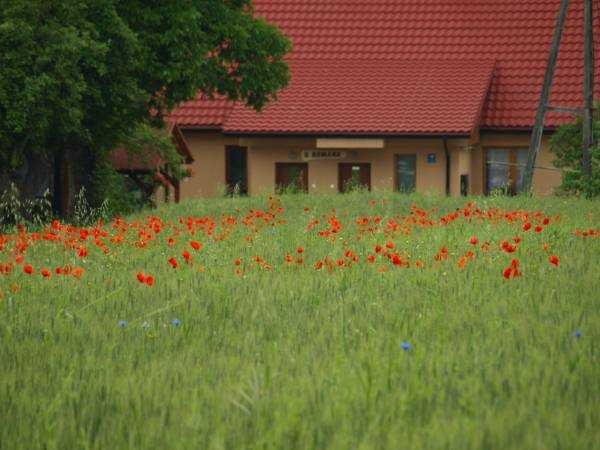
<box><xmin>550</xmin><ymin>110</ymin><xmax>600</xmax><ymax>197</ymax></box>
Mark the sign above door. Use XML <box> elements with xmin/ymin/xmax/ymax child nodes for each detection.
<box><xmin>301</xmin><ymin>150</ymin><xmax>347</xmax><ymax>161</ymax></box>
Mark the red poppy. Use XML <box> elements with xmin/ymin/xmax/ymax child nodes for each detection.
<box><xmin>168</xmin><ymin>257</ymin><xmax>179</xmax><ymax>269</ymax></box>
<box><xmin>501</xmin><ymin>241</ymin><xmax>517</xmax><ymax>253</ymax></box>
<box><xmin>534</xmin><ymin>225</ymin><xmax>543</xmax><ymax>233</ymax></box>
<box><xmin>182</xmin><ymin>250</ymin><xmax>192</xmax><ymax>263</ymax></box>
<box><xmin>167</xmin><ymin>238</ymin><xmax>175</xmax><ymax>247</ymax></box>
<box><xmin>503</xmin><ymin>258</ymin><xmax>522</xmax><ymax>279</ymax></box>
<box><xmin>296</xmin><ymin>247</ymin><xmax>304</xmax><ymax>254</ymax></box>
<box><xmin>23</xmin><ymin>264</ymin><xmax>34</xmax><ymax>275</ymax></box>
<box><xmin>367</xmin><ymin>254</ymin><xmax>376</xmax><ymax>263</ymax></box>
<box><xmin>78</xmin><ymin>246</ymin><xmax>88</xmax><ymax>258</ymax></box>
<box><xmin>190</xmin><ymin>241</ymin><xmax>202</xmax><ymax>251</ymax></box>
<box><xmin>523</xmin><ymin>222</ymin><xmax>532</xmax><ymax>232</ymax></box>
<box><xmin>234</xmin><ymin>258</ymin><xmax>242</xmax><ymax>266</ymax></box>
<box><xmin>137</xmin><ymin>272</ymin><xmax>146</xmax><ymax>283</ymax></box>
<box><xmin>469</xmin><ymin>236</ymin><xmax>479</xmax><ymax>245</ymax></box>
<box><xmin>549</xmin><ymin>255</ymin><xmax>560</xmax><ymax>267</ymax></box>
<box><xmin>314</xmin><ymin>261</ymin><xmax>324</xmax><ymax>270</ymax></box>
<box><xmin>375</xmin><ymin>244</ymin><xmax>383</xmax><ymax>254</ymax></box>
<box><xmin>386</xmin><ymin>241</ymin><xmax>395</xmax><ymax>249</ymax></box>
<box><xmin>543</xmin><ymin>217</ymin><xmax>550</xmax><ymax>225</ymax></box>
<box><xmin>15</xmin><ymin>255</ymin><xmax>24</xmax><ymax>265</ymax></box>
<box><xmin>41</xmin><ymin>268</ymin><xmax>51</xmax><ymax>278</ymax></box>
<box><xmin>145</xmin><ymin>276</ymin><xmax>155</xmax><ymax>286</ymax></box>
<box><xmin>72</xmin><ymin>267</ymin><xmax>85</xmax><ymax>279</ymax></box>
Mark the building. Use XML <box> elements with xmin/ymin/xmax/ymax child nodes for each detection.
<box><xmin>169</xmin><ymin>0</ymin><xmax>600</xmax><ymax>197</ymax></box>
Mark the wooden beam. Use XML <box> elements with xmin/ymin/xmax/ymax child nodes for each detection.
<box><xmin>582</xmin><ymin>0</ymin><xmax>594</xmax><ymax>177</ymax></box>
<box><xmin>523</xmin><ymin>0</ymin><xmax>570</xmax><ymax>193</ymax></box>
<box><xmin>546</xmin><ymin>105</ymin><xmax>585</xmax><ymax>115</ymax></box>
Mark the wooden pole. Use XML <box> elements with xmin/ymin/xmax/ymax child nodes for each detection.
<box><xmin>523</xmin><ymin>0</ymin><xmax>570</xmax><ymax>193</ymax></box>
<box><xmin>582</xmin><ymin>0</ymin><xmax>594</xmax><ymax>177</ymax></box>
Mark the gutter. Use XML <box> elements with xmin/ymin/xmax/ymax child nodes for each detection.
<box><xmin>443</xmin><ymin>137</ymin><xmax>451</xmax><ymax>196</ymax></box>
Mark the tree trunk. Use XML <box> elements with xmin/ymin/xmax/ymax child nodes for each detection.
<box><xmin>52</xmin><ymin>148</ymin><xmax>70</xmax><ymax>217</ymax></box>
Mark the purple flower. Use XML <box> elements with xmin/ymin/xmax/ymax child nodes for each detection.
<box><xmin>401</xmin><ymin>341</ymin><xmax>412</xmax><ymax>351</ymax></box>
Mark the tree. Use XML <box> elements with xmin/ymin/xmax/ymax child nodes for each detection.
<box><xmin>0</xmin><ymin>0</ymin><xmax>290</xmax><ymax>215</ymax></box>
<box><xmin>550</xmin><ymin>109</ymin><xmax>600</xmax><ymax>197</ymax></box>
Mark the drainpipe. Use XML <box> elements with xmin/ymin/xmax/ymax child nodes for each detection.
<box><xmin>443</xmin><ymin>137</ymin><xmax>450</xmax><ymax>196</ymax></box>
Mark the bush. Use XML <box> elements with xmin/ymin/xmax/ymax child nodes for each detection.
<box><xmin>550</xmin><ymin>111</ymin><xmax>600</xmax><ymax>197</ymax></box>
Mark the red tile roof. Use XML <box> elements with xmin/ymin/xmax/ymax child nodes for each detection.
<box><xmin>224</xmin><ymin>59</ymin><xmax>495</xmax><ymax>134</ymax></box>
<box><xmin>169</xmin><ymin>0</ymin><xmax>600</xmax><ymax>133</ymax></box>
<box><xmin>168</xmin><ymin>93</ymin><xmax>235</xmax><ymax>127</ymax></box>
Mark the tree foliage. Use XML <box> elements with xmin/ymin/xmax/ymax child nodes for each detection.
<box><xmin>550</xmin><ymin>110</ymin><xmax>600</xmax><ymax>197</ymax></box>
<box><xmin>0</xmin><ymin>0</ymin><xmax>290</xmax><ymax>209</ymax></box>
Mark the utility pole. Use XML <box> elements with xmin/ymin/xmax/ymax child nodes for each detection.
<box><xmin>582</xmin><ymin>0</ymin><xmax>594</xmax><ymax>178</ymax></box>
<box><xmin>522</xmin><ymin>0</ymin><xmax>570</xmax><ymax>193</ymax></box>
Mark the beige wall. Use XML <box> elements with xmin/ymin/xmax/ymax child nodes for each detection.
<box><xmin>180</xmin><ymin>130</ymin><xmax>238</xmax><ymax>197</ymax></box>
<box><xmin>178</xmin><ymin>130</ymin><xmax>562</xmax><ymax>198</ymax></box>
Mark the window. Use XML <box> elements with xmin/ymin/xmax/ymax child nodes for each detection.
<box><xmin>395</xmin><ymin>154</ymin><xmax>416</xmax><ymax>192</ymax></box>
<box><xmin>486</xmin><ymin>148</ymin><xmax>528</xmax><ymax>195</ymax></box>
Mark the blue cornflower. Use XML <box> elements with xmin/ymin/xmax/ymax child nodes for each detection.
<box><xmin>172</xmin><ymin>319</ymin><xmax>181</xmax><ymax>327</ymax></box>
<box><xmin>574</xmin><ymin>330</ymin><xmax>582</xmax><ymax>338</ymax></box>
<box><xmin>401</xmin><ymin>341</ymin><xmax>412</xmax><ymax>351</ymax></box>
<box><xmin>118</xmin><ymin>320</ymin><xmax>127</xmax><ymax>329</ymax></box>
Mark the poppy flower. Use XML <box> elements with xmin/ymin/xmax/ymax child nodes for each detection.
<box><xmin>386</xmin><ymin>241</ymin><xmax>395</xmax><ymax>249</ymax></box>
<box><xmin>145</xmin><ymin>276</ymin><xmax>155</xmax><ymax>286</ymax></box>
<box><xmin>314</xmin><ymin>261</ymin><xmax>324</xmax><ymax>270</ymax></box>
<box><xmin>137</xmin><ymin>272</ymin><xmax>146</xmax><ymax>283</ymax></box>
<box><xmin>534</xmin><ymin>225</ymin><xmax>543</xmax><ymax>233</ymax></box>
<box><xmin>190</xmin><ymin>241</ymin><xmax>202</xmax><ymax>251</ymax></box>
<box><xmin>78</xmin><ymin>246</ymin><xmax>88</xmax><ymax>258</ymax></box>
<box><xmin>367</xmin><ymin>254</ymin><xmax>376</xmax><ymax>263</ymax></box>
<box><xmin>72</xmin><ymin>267</ymin><xmax>85</xmax><ymax>279</ymax></box>
<box><xmin>469</xmin><ymin>236</ymin><xmax>479</xmax><ymax>245</ymax></box>
<box><xmin>523</xmin><ymin>222</ymin><xmax>532</xmax><ymax>232</ymax></box>
<box><xmin>41</xmin><ymin>268</ymin><xmax>51</xmax><ymax>278</ymax></box>
<box><xmin>503</xmin><ymin>258</ymin><xmax>522</xmax><ymax>279</ymax></box>
<box><xmin>296</xmin><ymin>246</ymin><xmax>304</xmax><ymax>254</ymax></box>
<box><xmin>23</xmin><ymin>264</ymin><xmax>34</xmax><ymax>275</ymax></box>
<box><xmin>549</xmin><ymin>255</ymin><xmax>560</xmax><ymax>266</ymax></box>
<box><xmin>501</xmin><ymin>241</ymin><xmax>517</xmax><ymax>253</ymax></box>
<box><xmin>375</xmin><ymin>244</ymin><xmax>383</xmax><ymax>254</ymax></box>
<box><xmin>182</xmin><ymin>250</ymin><xmax>192</xmax><ymax>263</ymax></box>
<box><xmin>15</xmin><ymin>255</ymin><xmax>24</xmax><ymax>265</ymax></box>
<box><xmin>543</xmin><ymin>217</ymin><xmax>550</xmax><ymax>225</ymax></box>
<box><xmin>234</xmin><ymin>258</ymin><xmax>242</xmax><ymax>266</ymax></box>
<box><xmin>168</xmin><ymin>257</ymin><xmax>179</xmax><ymax>269</ymax></box>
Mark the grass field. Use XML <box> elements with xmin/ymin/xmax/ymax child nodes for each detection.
<box><xmin>1</xmin><ymin>192</ymin><xmax>599</xmax><ymax>450</ymax></box>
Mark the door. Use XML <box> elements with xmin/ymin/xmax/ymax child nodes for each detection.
<box><xmin>275</xmin><ymin>163</ymin><xmax>308</xmax><ymax>193</ymax></box>
<box><xmin>338</xmin><ymin>163</ymin><xmax>371</xmax><ymax>192</ymax></box>
<box><xmin>395</xmin><ymin>154</ymin><xmax>416</xmax><ymax>192</ymax></box>
<box><xmin>225</xmin><ymin>146</ymin><xmax>248</xmax><ymax>194</ymax></box>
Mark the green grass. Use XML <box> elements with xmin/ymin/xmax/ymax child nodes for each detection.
<box><xmin>1</xmin><ymin>192</ymin><xmax>599</xmax><ymax>450</ymax></box>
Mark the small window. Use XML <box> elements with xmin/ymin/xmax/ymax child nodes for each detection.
<box><xmin>395</xmin><ymin>154</ymin><xmax>416</xmax><ymax>192</ymax></box>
